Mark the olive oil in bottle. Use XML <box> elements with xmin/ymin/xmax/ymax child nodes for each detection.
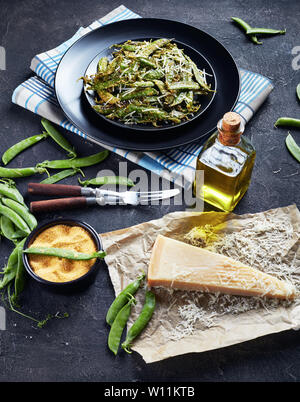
<box><xmin>195</xmin><ymin>112</ymin><xmax>256</xmax><ymax>212</ymax></box>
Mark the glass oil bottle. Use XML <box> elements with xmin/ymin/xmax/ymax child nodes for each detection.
<box><xmin>194</xmin><ymin>112</ymin><xmax>256</xmax><ymax>212</ymax></box>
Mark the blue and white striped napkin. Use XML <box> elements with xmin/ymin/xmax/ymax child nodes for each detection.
<box><xmin>12</xmin><ymin>5</ymin><xmax>273</xmax><ymax>188</ymax></box>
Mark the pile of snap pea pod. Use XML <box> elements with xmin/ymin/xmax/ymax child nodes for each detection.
<box><xmin>0</xmin><ymin>119</ymin><xmax>134</xmax><ymax>326</ymax></box>
<box><xmin>83</xmin><ymin>38</ymin><xmax>213</xmax><ymax>126</ymax></box>
<box><xmin>106</xmin><ymin>271</ymin><xmax>156</xmax><ymax>355</ymax></box>
<box><xmin>0</xmin><ymin>179</ymin><xmax>55</xmax><ymax>327</ymax></box>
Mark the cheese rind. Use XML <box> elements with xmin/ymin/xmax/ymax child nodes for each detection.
<box><xmin>147</xmin><ymin>235</ymin><xmax>297</xmax><ymax>300</ymax></box>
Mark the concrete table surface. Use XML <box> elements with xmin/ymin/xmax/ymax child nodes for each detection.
<box><xmin>0</xmin><ymin>0</ymin><xmax>299</xmax><ymax>382</ymax></box>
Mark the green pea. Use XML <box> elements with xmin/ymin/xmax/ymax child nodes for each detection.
<box><xmin>106</xmin><ymin>271</ymin><xmax>145</xmax><ymax>326</ymax></box>
<box><xmin>78</xmin><ymin>176</ymin><xmax>135</xmax><ymax>187</ymax></box>
<box><xmin>108</xmin><ymin>295</ymin><xmax>136</xmax><ymax>355</ymax></box>
<box><xmin>2</xmin><ymin>132</ymin><xmax>48</xmax><ymax>166</ymax></box>
<box><xmin>1</xmin><ymin>198</ymin><xmax>37</xmax><ymax>231</ymax></box>
<box><xmin>122</xmin><ymin>291</ymin><xmax>156</xmax><ymax>353</ymax></box>
<box><xmin>0</xmin><ymin>166</ymin><xmax>45</xmax><ymax>178</ymax></box>
<box><xmin>40</xmin><ymin>168</ymin><xmax>82</xmax><ymax>184</ymax></box>
<box><xmin>285</xmin><ymin>133</ymin><xmax>300</xmax><ymax>163</ymax></box>
<box><xmin>0</xmin><ymin>202</ymin><xmax>31</xmax><ymax>235</ymax></box>
<box><xmin>41</xmin><ymin>118</ymin><xmax>77</xmax><ymax>158</ymax></box>
<box><xmin>37</xmin><ymin>150</ymin><xmax>109</xmax><ymax>170</ymax></box>
<box><xmin>23</xmin><ymin>247</ymin><xmax>106</xmax><ymax>260</ymax></box>
<box><xmin>0</xmin><ymin>181</ymin><xmax>24</xmax><ymax>204</ymax></box>
<box><xmin>0</xmin><ymin>239</ymin><xmax>26</xmax><ymax>290</ymax></box>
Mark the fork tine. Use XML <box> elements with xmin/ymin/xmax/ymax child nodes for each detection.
<box><xmin>139</xmin><ymin>190</ymin><xmax>163</xmax><ymax>196</ymax></box>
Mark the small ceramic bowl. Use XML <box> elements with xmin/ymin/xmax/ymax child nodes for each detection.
<box><xmin>22</xmin><ymin>218</ymin><xmax>103</xmax><ymax>293</ymax></box>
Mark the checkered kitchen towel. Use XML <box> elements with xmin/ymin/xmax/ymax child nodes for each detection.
<box><xmin>12</xmin><ymin>5</ymin><xmax>273</xmax><ymax>188</ymax></box>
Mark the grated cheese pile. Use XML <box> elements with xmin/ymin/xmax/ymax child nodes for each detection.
<box><xmin>164</xmin><ymin>213</ymin><xmax>299</xmax><ymax>341</ymax></box>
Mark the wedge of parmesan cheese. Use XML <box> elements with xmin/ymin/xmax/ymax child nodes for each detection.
<box><xmin>147</xmin><ymin>235</ymin><xmax>297</xmax><ymax>300</ymax></box>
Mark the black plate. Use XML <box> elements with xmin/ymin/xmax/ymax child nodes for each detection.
<box><xmin>83</xmin><ymin>38</ymin><xmax>217</xmax><ymax>132</ymax></box>
<box><xmin>55</xmin><ymin>18</ymin><xmax>240</xmax><ymax>151</ymax></box>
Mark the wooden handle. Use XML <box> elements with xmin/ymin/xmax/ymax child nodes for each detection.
<box><xmin>30</xmin><ymin>197</ymin><xmax>87</xmax><ymax>213</ymax></box>
<box><xmin>28</xmin><ymin>183</ymin><xmax>82</xmax><ymax>197</ymax></box>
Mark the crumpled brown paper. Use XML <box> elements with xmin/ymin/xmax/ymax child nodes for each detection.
<box><xmin>100</xmin><ymin>204</ymin><xmax>300</xmax><ymax>363</ymax></box>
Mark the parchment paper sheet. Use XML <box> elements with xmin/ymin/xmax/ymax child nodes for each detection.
<box><xmin>100</xmin><ymin>204</ymin><xmax>300</xmax><ymax>363</ymax></box>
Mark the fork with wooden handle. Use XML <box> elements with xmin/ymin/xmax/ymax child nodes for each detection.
<box><xmin>28</xmin><ymin>183</ymin><xmax>180</xmax><ymax>212</ymax></box>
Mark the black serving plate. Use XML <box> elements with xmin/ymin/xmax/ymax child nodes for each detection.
<box><xmin>55</xmin><ymin>18</ymin><xmax>240</xmax><ymax>151</ymax></box>
<box><xmin>83</xmin><ymin>38</ymin><xmax>216</xmax><ymax>132</ymax></box>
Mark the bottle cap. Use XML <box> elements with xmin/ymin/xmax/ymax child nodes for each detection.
<box><xmin>217</xmin><ymin>112</ymin><xmax>244</xmax><ymax>146</ymax></box>
<box><xmin>221</xmin><ymin>112</ymin><xmax>241</xmax><ymax>132</ymax></box>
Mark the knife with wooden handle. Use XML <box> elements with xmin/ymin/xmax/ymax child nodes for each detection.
<box><xmin>28</xmin><ymin>182</ymin><xmax>95</xmax><ymax>197</ymax></box>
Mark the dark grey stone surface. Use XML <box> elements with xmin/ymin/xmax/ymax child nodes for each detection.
<box><xmin>0</xmin><ymin>0</ymin><xmax>299</xmax><ymax>382</ymax></box>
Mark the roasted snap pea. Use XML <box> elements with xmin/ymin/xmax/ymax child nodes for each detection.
<box><xmin>285</xmin><ymin>133</ymin><xmax>300</xmax><ymax>163</ymax></box>
<box><xmin>1</xmin><ymin>198</ymin><xmax>37</xmax><ymax>231</ymax></box>
<box><xmin>0</xmin><ymin>166</ymin><xmax>45</xmax><ymax>178</ymax></box>
<box><xmin>108</xmin><ymin>295</ymin><xmax>136</xmax><ymax>355</ymax></box>
<box><xmin>2</xmin><ymin>132</ymin><xmax>48</xmax><ymax>166</ymax></box>
<box><xmin>83</xmin><ymin>39</ymin><xmax>212</xmax><ymax>126</ymax></box>
<box><xmin>275</xmin><ymin>117</ymin><xmax>300</xmax><ymax>129</ymax></box>
<box><xmin>106</xmin><ymin>271</ymin><xmax>145</xmax><ymax>326</ymax></box>
<box><xmin>97</xmin><ymin>57</ymin><xmax>108</xmax><ymax>73</ymax></box>
<box><xmin>297</xmin><ymin>84</ymin><xmax>300</xmax><ymax>102</ymax></box>
<box><xmin>23</xmin><ymin>246</ymin><xmax>106</xmax><ymax>260</ymax></box>
<box><xmin>0</xmin><ymin>181</ymin><xmax>24</xmax><ymax>204</ymax></box>
<box><xmin>122</xmin><ymin>290</ymin><xmax>156</xmax><ymax>353</ymax></box>
<box><xmin>0</xmin><ymin>202</ymin><xmax>31</xmax><ymax>235</ymax></box>
<box><xmin>78</xmin><ymin>176</ymin><xmax>135</xmax><ymax>187</ymax></box>
<box><xmin>37</xmin><ymin>150</ymin><xmax>109</xmax><ymax>170</ymax></box>
<box><xmin>41</xmin><ymin>118</ymin><xmax>77</xmax><ymax>158</ymax></box>
<box><xmin>40</xmin><ymin>168</ymin><xmax>82</xmax><ymax>184</ymax></box>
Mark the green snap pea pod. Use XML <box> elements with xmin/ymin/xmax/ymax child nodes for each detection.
<box><xmin>0</xmin><ymin>239</ymin><xmax>26</xmax><ymax>289</ymax></box>
<box><xmin>231</xmin><ymin>17</ymin><xmax>262</xmax><ymax>44</ymax></box>
<box><xmin>131</xmin><ymin>81</ymin><xmax>155</xmax><ymax>87</ymax></box>
<box><xmin>0</xmin><ymin>182</ymin><xmax>24</xmax><ymax>204</ymax></box>
<box><xmin>41</xmin><ymin>118</ymin><xmax>77</xmax><ymax>158</ymax></box>
<box><xmin>143</xmin><ymin>70</ymin><xmax>164</xmax><ymax>80</ymax></box>
<box><xmin>0</xmin><ymin>166</ymin><xmax>45</xmax><ymax>178</ymax></box>
<box><xmin>246</xmin><ymin>27</ymin><xmax>286</xmax><ymax>36</ymax></box>
<box><xmin>297</xmin><ymin>84</ymin><xmax>300</xmax><ymax>102</ymax></box>
<box><xmin>171</xmin><ymin>91</ymin><xmax>188</xmax><ymax>107</ymax></box>
<box><xmin>93</xmin><ymin>105</ymin><xmax>118</xmax><ymax>115</ymax></box>
<box><xmin>153</xmin><ymin>79</ymin><xmax>168</xmax><ymax>94</ymax></box>
<box><xmin>37</xmin><ymin>150</ymin><xmax>109</xmax><ymax>170</ymax></box>
<box><xmin>0</xmin><ymin>202</ymin><xmax>31</xmax><ymax>235</ymax></box>
<box><xmin>97</xmin><ymin>90</ymin><xmax>120</xmax><ymax>105</ymax></box>
<box><xmin>93</xmin><ymin>79</ymin><xmax>122</xmax><ymax>91</ymax></box>
<box><xmin>106</xmin><ymin>271</ymin><xmax>145</xmax><ymax>326</ymax></box>
<box><xmin>122</xmin><ymin>291</ymin><xmax>156</xmax><ymax>353</ymax></box>
<box><xmin>285</xmin><ymin>133</ymin><xmax>300</xmax><ymax>163</ymax></box>
<box><xmin>2</xmin><ymin>132</ymin><xmax>48</xmax><ymax>166</ymax></box>
<box><xmin>120</xmin><ymin>87</ymin><xmax>158</xmax><ymax>101</ymax></box>
<box><xmin>0</xmin><ymin>215</ymin><xmax>16</xmax><ymax>241</ymax></box>
<box><xmin>108</xmin><ymin>295</ymin><xmax>136</xmax><ymax>355</ymax></box>
<box><xmin>12</xmin><ymin>245</ymin><xmax>27</xmax><ymax>305</ymax></box>
<box><xmin>40</xmin><ymin>168</ymin><xmax>82</xmax><ymax>184</ymax></box>
<box><xmin>23</xmin><ymin>247</ymin><xmax>107</xmax><ymax>260</ymax></box>
<box><xmin>0</xmin><ymin>216</ymin><xmax>26</xmax><ymax>241</ymax></box>
<box><xmin>138</xmin><ymin>38</ymin><xmax>170</xmax><ymax>57</ymax></box>
<box><xmin>274</xmin><ymin>117</ymin><xmax>300</xmax><ymax>129</ymax></box>
<box><xmin>1</xmin><ymin>198</ymin><xmax>37</xmax><ymax>231</ymax></box>
<box><xmin>97</xmin><ymin>57</ymin><xmax>108</xmax><ymax>73</ymax></box>
<box><xmin>122</xmin><ymin>44</ymin><xmax>137</xmax><ymax>52</ymax></box>
<box><xmin>167</xmin><ymin>81</ymin><xmax>200</xmax><ymax>91</ymax></box>
<box><xmin>138</xmin><ymin>57</ymin><xmax>156</xmax><ymax>69</ymax></box>
<box><xmin>78</xmin><ymin>176</ymin><xmax>135</xmax><ymax>187</ymax></box>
